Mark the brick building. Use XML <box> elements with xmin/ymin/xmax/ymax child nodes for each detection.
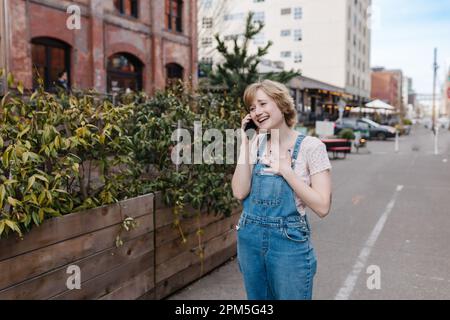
<box><xmin>371</xmin><ymin>67</ymin><xmax>403</xmax><ymax>111</ymax></box>
<box><xmin>0</xmin><ymin>0</ymin><xmax>198</xmax><ymax>95</ymax></box>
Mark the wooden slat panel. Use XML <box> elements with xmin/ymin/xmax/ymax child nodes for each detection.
<box><xmin>51</xmin><ymin>251</ymin><xmax>154</xmax><ymax>300</ymax></box>
<box><xmin>153</xmin><ymin>191</ymin><xmax>241</xmax><ymax>229</ymax></box>
<box><xmin>0</xmin><ymin>232</ymin><xmax>154</xmax><ymax>300</ymax></box>
<box><xmin>0</xmin><ymin>193</ymin><xmax>154</xmax><ymax>262</ymax></box>
<box><xmin>155</xmin><ymin>209</ymin><xmax>239</xmax><ymax>248</ymax></box>
<box><xmin>155</xmin><ymin>228</ymin><xmax>237</xmax><ymax>283</ymax></box>
<box><xmin>99</xmin><ymin>268</ymin><xmax>154</xmax><ymax>300</ymax></box>
<box><xmin>156</xmin><ymin>212</ymin><xmax>239</xmax><ymax>265</ymax></box>
<box><xmin>0</xmin><ymin>213</ymin><xmax>153</xmax><ymax>291</ymax></box>
<box><xmin>155</xmin><ymin>243</ymin><xmax>237</xmax><ymax>300</ymax></box>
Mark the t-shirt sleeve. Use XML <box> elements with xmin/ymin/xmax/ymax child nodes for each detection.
<box><xmin>306</xmin><ymin>137</ymin><xmax>332</xmax><ymax>176</ymax></box>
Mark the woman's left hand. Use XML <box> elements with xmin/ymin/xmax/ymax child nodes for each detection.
<box><xmin>260</xmin><ymin>150</ymin><xmax>293</xmax><ymax>177</ymax></box>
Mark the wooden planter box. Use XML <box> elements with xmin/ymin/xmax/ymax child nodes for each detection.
<box><xmin>141</xmin><ymin>192</ymin><xmax>240</xmax><ymax>300</ymax></box>
<box><xmin>0</xmin><ymin>194</ymin><xmax>155</xmax><ymax>300</ymax></box>
<box><xmin>0</xmin><ymin>192</ymin><xmax>241</xmax><ymax>300</ymax></box>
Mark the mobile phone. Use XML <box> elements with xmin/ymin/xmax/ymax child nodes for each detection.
<box><xmin>244</xmin><ymin>119</ymin><xmax>258</xmax><ymax>131</ymax></box>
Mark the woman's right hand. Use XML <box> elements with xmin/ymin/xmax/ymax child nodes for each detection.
<box><xmin>240</xmin><ymin>114</ymin><xmax>252</xmax><ymax>143</ymax></box>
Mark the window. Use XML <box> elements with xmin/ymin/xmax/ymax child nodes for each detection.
<box><xmin>114</xmin><ymin>0</ymin><xmax>139</xmax><ymax>18</ymax></box>
<box><xmin>107</xmin><ymin>53</ymin><xmax>143</xmax><ymax>93</ymax></box>
<box><xmin>201</xmin><ymin>57</ymin><xmax>213</xmax><ymax>64</ymax></box>
<box><xmin>202</xmin><ymin>0</ymin><xmax>212</xmax><ymax>9</ymax></box>
<box><xmin>294</xmin><ymin>7</ymin><xmax>302</xmax><ymax>19</ymax></box>
<box><xmin>224</xmin><ymin>34</ymin><xmax>240</xmax><ymax>41</ymax></box>
<box><xmin>166</xmin><ymin>63</ymin><xmax>184</xmax><ymax>87</ymax></box>
<box><xmin>280</xmin><ymin>29</ymin><xmax>291</xmax><ymax>37</ymax></box>
<box><xmin>199</xmin><ymin>58</ymin><xmax>213</xmax><ymax>78</ymax></box>
<box><xmin>201</xmin><ymin>37</ymin><xmax>213</xmax><ymax>47</ymax></box>
<box><xmin>253</xmin><ymin>33</ymin><xmax>265</xmax><ymax>45</ymax></box>
<box><xmin>294</xmin><ymin>29</ymin><xmax>302</xmax><ymax>41</ymax></box>
<box><xmin>281</xmin><ymin>8</ymin><xmax>291</xmax><ymax>15</ymax></box>
<box><xmin>202</xmin><ymin>17</ymin><xmax>213</xmax><ymax>28</ymax></box>
<box><xmin>294</xmin><ymin>52</ymin><xmax>302</xmax><ymax>63</ymax></box>
<box><xmin>224</xmin><ymin>12</ymin><xmax>244</xmax><ymax>21</ymax></box>
<box><xmin>252</xmin><ymin>11</ymin><xmax>265</xmax><ymax>23</ymax></box>
<box><xmin>166</xmin><ymin>0</ymin><xmax>183</xmax><ymax>32</ymax></box>
<box><xmin>281</xmin><ymin>51</ymin><xmax>291</xmax><ymax>58</ymax></box>
<box><xmin>31</xmin><ymin>37</ymin><xmax>71</xmax><ymax>91</ymax></box>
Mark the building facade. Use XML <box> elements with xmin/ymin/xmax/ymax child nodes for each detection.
<box><xmin>371</xmin><ymin>67</ymin><xmax>403</xmax><ymax>112</ymax></box>
<box><xmin>0</xmin><ymin>0</ymin><xmax>7</xmax><ymax>94</ymax></box>
<box><xmin>1</xmin><ymin>0</ymin><xmax>198</xmax><ymax>95</ymax></box>
<box><xmin>198</xmin><ymin>0</ymin><xmax>372</xmax><ymax>104</ymax></box>
<box><xmin>445</xmin><ymin>67</ymin><xmax>450</xmax><ymax>117</ymax></box>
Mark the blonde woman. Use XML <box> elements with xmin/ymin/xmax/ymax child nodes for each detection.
<box><xmin>232</xmin><ymin>80</ymin><xmax>332</xmax><ymax>300</ymax></box>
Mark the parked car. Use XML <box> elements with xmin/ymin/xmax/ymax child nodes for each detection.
<box><xmin>421</xmin><ymin>117</ymin><xmax>433</xmax><ymax>129</ymax></box>
<box><xmin>359</xmin><ymin>118</ymin><xmax>397</xmax><ymax>140</ymax></box>
<box><xmin>334</xmin><ymin>118</ymin><xmax>370</xmax><ymax>139</ymax></box>
<box><xmin>438</xmin><ymin>117</ymin><xmax>450</xmax><ymax>130</ymax></box>
<box><xmin>335</xmin><ymin>118</ymin><xmax>396</xmax><ymax>140</ymax></box>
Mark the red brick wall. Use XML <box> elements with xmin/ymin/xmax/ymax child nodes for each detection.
<box><xmin>371</xmin><ymin>71</ymin><xmax>399</xmax><ymax>108</ymax></box>
<box><xmin>6</xmin><ymin>0</ymin><xmax>198</xmax><ymax>94</ymax></box>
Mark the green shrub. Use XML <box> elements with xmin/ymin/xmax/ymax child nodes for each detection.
<box><xmin>402</xmin><ymin>118</ymin><xmax>412</xmax><ymax>125</ymax></box>
<box><xmin>0</xmin><ymin>77</ymin><xmax>138</xmax><ymax>237</ymax></box>
<box><xmin>0</xmin><ymin>76</ymin><xmax>241</xmax><ymax>239</ymax></box>
<box><xmin>338</xmin><ymin>128</ymin><xmax>355</xmax><ymax>140</ymax></box>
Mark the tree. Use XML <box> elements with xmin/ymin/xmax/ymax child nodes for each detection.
<box><xmin>206</xmin><ymin>12</ymin><xmax>300</xmax><ymax>102</ymax></box>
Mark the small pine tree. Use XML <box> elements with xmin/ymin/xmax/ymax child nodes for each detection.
<box><xmin>206</xmin><ymin>12</ymin><xmax>300</xmax><ymax>102</ymax></box>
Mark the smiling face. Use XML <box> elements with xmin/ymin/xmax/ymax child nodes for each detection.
<box><xmin>249</xmin><ymin>89</ymin><xmax>286</xmax><ymax>131</ymax></box>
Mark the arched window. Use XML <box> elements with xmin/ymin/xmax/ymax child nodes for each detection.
<box><xmin>166</xmin><ymin>63</ymin><xmax>184</xmax><ymax>87</ymax></box>
<box><xmin>31</xmin><ymin>37</ymin><xmax>71</xmax><ymax>91</ymax></box>
<box><xmin>114</xmin><ymin>0</ymin><xmax>139</xmax><ymax>18</ymax></box>
<box><xmin>107</xmin><ymin>53</ymin><xmax>143</xmax><ymax>93</ymax></box>
<box><xmin>165</xmin><ymin>0</ymin><xmax>183</xmax><ymax>32</ymax></box>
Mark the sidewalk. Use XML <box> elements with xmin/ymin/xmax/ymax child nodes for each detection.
<box><xmin>167</xmin><ymin>257</ymin><xmax>246</xmax><ymax>300</ymax></box>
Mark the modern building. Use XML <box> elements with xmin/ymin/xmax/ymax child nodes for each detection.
<box><xmin>198</xmin><ymin>0</ymin><xmax>372</xmax><ymax>105</ymax></box>
<box><xmin>1</xmin><ymin>0</ymin><xmax>198</xmax><ymax>95</ymax></box>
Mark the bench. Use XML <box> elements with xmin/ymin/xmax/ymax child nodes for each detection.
<box><xmin>321</xmin><ymin>139</ymin><xmax>352</xmax><ymax>160</ymax></box>
<box><xmin>329</xmin><ymin>146</ymin><xmax>351</xmax><ymax>159</ymax></box>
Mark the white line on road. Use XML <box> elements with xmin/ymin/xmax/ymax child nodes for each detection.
<box><xmin>334</xmin><ymin>185</ymin><xmax>404</xmax><ymax>300</ymax></box>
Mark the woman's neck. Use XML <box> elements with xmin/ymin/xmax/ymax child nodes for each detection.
<box><xmin>266</xmin><ymin>124</ymin><xmax>298</xmax><ymax>151</ymax></box>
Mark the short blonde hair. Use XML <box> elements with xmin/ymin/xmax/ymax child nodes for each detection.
<box><xmin>243</xmin><ymin>80</ymin><xmax>298</xmax><ymax>128</ymax></box>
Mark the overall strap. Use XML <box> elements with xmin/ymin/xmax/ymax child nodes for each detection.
<box><xmin>291</xmin><ymin>134</ymin><xmax>306</xmax><ymax>168</ymax></box>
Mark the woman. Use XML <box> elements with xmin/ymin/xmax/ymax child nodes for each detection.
<box><xmin>232</xmin><ymin>80</ymin><xmax>332</xmax><ymax>300</ymax></box>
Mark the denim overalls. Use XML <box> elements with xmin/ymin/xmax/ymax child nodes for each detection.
<box><xmin>237</xmin><ymin>133</ymin><xmax>317</xmax><ymax>300</ymax></box>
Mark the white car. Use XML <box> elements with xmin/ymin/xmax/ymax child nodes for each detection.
<box><xmin>421</xmin><ymin>117</ymin><xmax>432</xmax><ymax>129</ymax></box>
<box><xmin>438</xmin><ymin>117</ymin><xmax>450</xmax><ymax>130</ymax></box>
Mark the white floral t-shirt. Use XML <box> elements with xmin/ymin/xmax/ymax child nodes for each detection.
<box><xmin>248</xmin><ymin>134</ymin><xmax>332</xmax><ymax>215</ymax></box>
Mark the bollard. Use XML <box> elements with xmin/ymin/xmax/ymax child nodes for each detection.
<box><xmin>395</xmin><ymin>130</ymin><xmax>399</xmax><ymax>153</ymax></box>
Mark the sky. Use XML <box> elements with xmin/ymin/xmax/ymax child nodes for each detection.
<box><xmin>371</xmin><ymin>0</ymin><xmax>450</xmax><ymax>95</ymax></box>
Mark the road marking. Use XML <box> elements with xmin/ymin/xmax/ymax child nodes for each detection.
<box><xmin>335</xmin><ymin>185</ymin><xmax>404</xmax><ymax>300</ymax></box>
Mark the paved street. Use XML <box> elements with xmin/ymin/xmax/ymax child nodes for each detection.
<box><xmin>168</xmin><ymin>124</ymin><xmax>450</xmax><ymax>300</ymax></box>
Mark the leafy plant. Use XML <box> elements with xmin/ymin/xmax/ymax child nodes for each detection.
<box><xmin>0</xmin><ymin>74</ymin><xmax>138</xmax><ymax>237</ymax></box>
<box><xmin>338</xmin><ymin>128</ymin><xmax>356</xmax><ymax>140</ymax></box>
<box><xmin>206</xmin><ymin>12</ymin><xmax>300</xmax><ymax>102</ymax></box>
